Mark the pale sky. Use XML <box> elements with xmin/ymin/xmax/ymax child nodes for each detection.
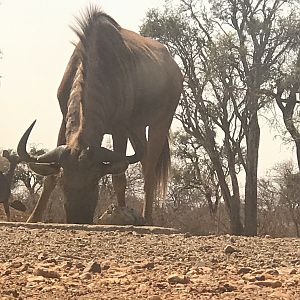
<box><xmin>0</xmin><ymin>0</ymin><xmax>296</xmax><ymax>176</ymax></box>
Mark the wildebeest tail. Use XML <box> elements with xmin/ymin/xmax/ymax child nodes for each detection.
<box><xmin>155</xmin><ymin>134</ymin><xmax>171</xmax><ymax>200</ymax></box>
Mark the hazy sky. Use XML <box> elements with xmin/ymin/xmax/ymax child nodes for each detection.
<box><xmin>0</xmin><ymin>0</ymin><xmax>295</xmax><ymax>175</ymax></box>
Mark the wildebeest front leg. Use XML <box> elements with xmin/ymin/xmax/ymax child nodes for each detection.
<box><xmin>112</xmin><ymin>131</ymin><xmax>128</xmax><ymax>207</ymax></box>
<box><xmin>27</xmin><ymin>118</ymin><xmax>65</xmax><ymax>223</ymax></box>
<box><xmin>27</xmin><ymin>175</ymin><xmax>58</xmax><ymax>223</ymax></box>
<box><xmin>3</xmin><ymin>201</ymin><xmax>10</xmax><ymax>221</ymax></box>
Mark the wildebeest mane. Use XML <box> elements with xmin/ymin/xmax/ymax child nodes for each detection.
<box><xmin>70</xmin><ymin>5</ymin><xmax>121</xmax><ymax>60</ymax></box>
<box><xmin>67</xmin><ymin>5</ymin><xmax>134</xmax><ymax>147</ymax></box>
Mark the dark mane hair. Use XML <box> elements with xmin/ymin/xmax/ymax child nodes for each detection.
<box><xmin>71</xmin><ymin>5</ymin><xmax>121</xmax><ymax>55</ymax></box>
<box><xmin>66</xmin><ymin>5</ymin><xmax>132</xmax><ymax>147</ymax></box>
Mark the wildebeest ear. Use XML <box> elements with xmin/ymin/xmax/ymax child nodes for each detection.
<box><xmin>28</xmin><ymin>162</ymin><xmax>61</xmax><ymax>176</ymax></box>
<box><xmin>102</xmin><ymin>161</ymin><xmax>129</xmax><ymax>175</ymax></box>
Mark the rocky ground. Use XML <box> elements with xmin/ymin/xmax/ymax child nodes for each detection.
<box><xmin>0</xmin><ymin>222</ymin><xmax>299</xmax><ymax>299</ymax></box>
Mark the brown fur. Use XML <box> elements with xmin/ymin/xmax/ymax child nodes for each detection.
<box><xmin>24</xmin><ymin>5</ymin><xmax>182</xmax><ymax>224</ymax></box>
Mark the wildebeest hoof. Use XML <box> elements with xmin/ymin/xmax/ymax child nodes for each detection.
<box><xmin>97</xmin><ymin>205</ymin><xmax>145</xmax><ymax>226</ymax></box>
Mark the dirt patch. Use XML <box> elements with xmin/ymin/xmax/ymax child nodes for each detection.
<box><xmin>0</xmin><ymin>222</ymin><xmax>299</xmax><ymax>299</ymax></box>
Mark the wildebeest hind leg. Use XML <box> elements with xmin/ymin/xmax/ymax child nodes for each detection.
<box><xmin>142</xmin><ymin>119</ymin><xmax>172</xmax><ymax>225</ymax></box>
<box><xmin>27</xmin><ymin>175</ymin><xmax>58</xmax><ymax>223</ymax></box>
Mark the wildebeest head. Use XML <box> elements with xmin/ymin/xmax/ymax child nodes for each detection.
<box><xmin>17</xmin><ymin>120</ymin><xmax>140</xmax><ymax>224</ymax></box>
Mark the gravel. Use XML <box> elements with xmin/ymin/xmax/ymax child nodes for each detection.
<box><xmin>0</xmin><ymin>222</ymin><xmax>299</xmax><ymax>299</ymax></box>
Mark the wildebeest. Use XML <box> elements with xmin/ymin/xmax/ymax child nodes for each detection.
<box><xmin>18</xmin><ymin>6</ymin><xmax>182</xmax><ymax>224</ymax></box>
<box><xmin>0</xmin><ymin>150</ymin><xmax>26</xmax><ymax>220</ymax></box>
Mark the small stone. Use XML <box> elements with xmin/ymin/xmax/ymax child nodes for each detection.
<box><xmin>33</xmin><ymin>267</ymin><xmax>60</xmax><ymax>279</ymax></box>
<box><xmin>64</xmin><ymin>280</ymin><xmax>81</xmax><ymax>287</ymax></box>
<box><xmin>252</xmin><ymin>269</ymin><xmax>264</xmax><ymax>275</ymax></box>
<box><xmin>42</xmin><ymin>286</ymin><xmax>54</xmax><ymax>292</ymax></box>
<box><xmin>101</xmin><ymin>261</ymin><xmax>110</xmax><ymax>270</ymax></box>
<box><xmin>19</xmin><ymin>263</ymin><xmax>29</xmax><ymax>272</ymax></box>
<box><xmin>148</xmin><ymin>296</ymin><xmax>162</xmax><ymax>300</ymax></box>
<box><xmin>242</xmin><ymin>274</ymin><xmax>256</xmax><ymax>282</ymax></box>
<box><xmin>75</xmin><ymin>262</ymin><xmax>85</xmax><ymax>270</ymax></box>
<box><xmin>167</xmin><ymin>274</ymin><xmax>189</xmax><ymax>284</ymax></box>
<box><xmin>6</xmin><ymin>289</ymin><xmax>19</xmax><ymax>298</ymax></box>
<box><xmin>136</xmin><ymin>261</ymin><xmax>155</xmax><ymax>269</ymax></box>
<box><xmin>80</xmin><ymin>272</ymin><xmax>92</xmax><ymax>280</ymax></box>
<box><xmin>10</xmin><ymin>261</ymin><xmax>23</xmax><ymax>268</ymax></box>
<box><xmin>219</xmin><ymin>282</ymin><xmax>237</xmax><ymax>292</ymax></box>
<box><xmin>269</xmin><ymin>291</ymin><xmax>290</xmax><ymax>299</ymax></box>
<box><xmin>252</xmin><ymin>280</ymin><xmax>282</xmax><ymax>288</ymax></box>
<box><xmin>289</xmin><ymin>268</ymin><xmax>297</xmax><ymax>275</ymax></box>
<box><xmin>45</xmin><ymin>258</ymin><xmax>58</xmax><ymax>265</ymax></box>
<box><xmin>62</xmin><ymin>261</ymin><xmax>72</xmax><ymax>269</ymax></box>
<box><xmin>286</xmin><ymin>279</ymin><xmax>299</xmax><ymax>287</ymax></box>
<box><xmin>38</xmin><ymin>253</ymin><xmax>48</xmax><ymax>261</ymax></box>
<box><xmin>2</xmin><ymin>269</ymin><xmax>11</xmax><ymax>276</ymax></box>
<box><xmin>27</xmin><ymin>275</ymin><xmax>46</xmax><ymax>282</ymax></box>
<box><xmin>255</xmin><ymin>274</ymin><xmax>265</xmax><ymax>281</ymax></box>
<box><xmin>291</xmin><ymin>259</ymin><xmax>300</xmax><ymax>265</ymax></box>
<box><xmin>265</xmin><ymin>269</ymin><xmax>279</xmax><ymax>276</ymax></box>
<box><xmin>184</xmin><ymin>232</ymin><xmax>192</xmax><ymax>238</ymax></box>
<box><xmin>229</xmin><ymin>236</ymin><xmax>236</xmax><ymax>243</ymax></box>
<box><xmin>224</xmin><ymin>245</ymin><xmax>238</xmax><ymax>254</ymax></box>
<box><xmin>83</xmin><ymin>261</ymin><xmax>101</xmax><ymax>273</ymax></box>
<box><xmin>153</xmin><ymin>282</ymin><xmax>168</xmax><ymax>289</ymax></box>
<box><xmin>237</xmin><ymin>267</ymin><xmax>253</xmax><ymax>275</ymax></box>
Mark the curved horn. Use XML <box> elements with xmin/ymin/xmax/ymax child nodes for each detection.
<box><xmin>17</xmin><ymin>120</ymin><xmax>38</xmax><ymax>162</ymax></box>
<box><xmin>36</xmin><ymin>145</ymin><xmax>69</xmax><ymax>164</ymax></box>
<box><xmin>17</xmin><ymin>120</ymin><xmax>68</xmax><ymax>176</ymax></box>
<box><xmin>28</xmin><ymin>162</ymin><xmax>61</xmax><ymax>176</ymax></box>
<box><xmin>18</xmin><ymin>120</ymin><xmax>68</xmax><ymax>164</ymax></box>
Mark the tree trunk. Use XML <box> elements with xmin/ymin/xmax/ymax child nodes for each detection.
<box><xmin>209</xmin><ymin>152</ymin><xmax>243</xmax><ymax>235</ymax></box>
<box><xmin>229</xmin><ymin>199</ymin><xmax>243</xmax><ymax>235</ymax></box>
<box><xmin>245</xmin><ymin>113</ymin><xmax>260</xmax><ymax>236</ymax></box>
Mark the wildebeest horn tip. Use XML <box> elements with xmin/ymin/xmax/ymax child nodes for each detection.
<box><xmin>17</xmin><ymin>120</ymin><xmax>37</xmax><ymax>162</ymax></box>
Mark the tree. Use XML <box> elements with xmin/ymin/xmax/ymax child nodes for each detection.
<box><xmin>170</xmin><ymin>130</ymin><xmax>221</xmax><ymax>218</ymax></box>
<box><xmin>270</xmin><ymin>49</ymin><xmax>300</xmax><ymax>170</ymax></box>
<box><xmin>258</xmin><ymin>161</ymin><xmax>300</xmax><ymax>237</ymax></box>
<box><xmin>274</xmin><ymin>161</ymin><xmax>300</xmax><ymax>237</ymax></box>
<box><xmin>141</xmin><ymin>0</ymin><xmax>300</xmax><ymax>235</ymax></box>
<box><xmin>13</xmin><ymin>147</ymin><xmax>46</xmax><ymax>208</ymax></box>
<box><xmin>141</xmin><ymin>3</ymin><xmax>245</xmax><ymax>235</ymax></box>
